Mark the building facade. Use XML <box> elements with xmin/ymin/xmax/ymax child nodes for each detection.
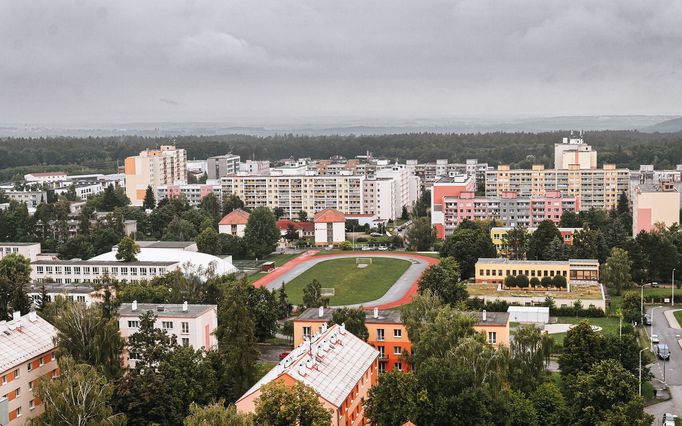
<box><xmin>218</xmin><ymin>209</ymin><xmax>250</xmax><ymax>237</ymax></box>
<box><xmin>554</xmin><ymin>135</ymin><xmax>597</xmax><ymax>170</ymax></box>
<box><xmin>0</xmin><ymin>312</ymin><xmax>58</xmax><ymax>426</ymax></box>
<box><xmin>124</xmin><ymin>145</ymin><xmax>187</xmax><ymax>206</ymax></box>
<box><xmin>313</xmin><ymin>208</ymin><xmax>346</xmax><ymax>246</ymax></box>
<box><xmin>474</xmin><ymin>258</ymin><xmax>600</xmax><ymax>284</ymax></box>
<box><xmin>157</xmin><ymin>183</ymin><xmax>221</xmax><ymax>207</ymax></box>
<box><xmin>632</xmin><ymin>182</ymin><xmax>680</xmax><ymax>235</ymax></box>
<box><xmin>490</xmin><ymin>226</ymin><xmax>581</xmax><ymax>255</ymax></box>
<box><xmin>30</xmin><ymin>260</ymin><xmax>178</xmax><ymax>284</ymax></box>
<box><xmin>207</xmin><ymin>154</ymin><xmax>240</xmax><ymax>180</ymax></box>
<box><xmin>485</xmin><ymin>164</ymin><xmax>629</xmax><ymax>211</ymax></box>
<box><xmin>0</xmin><ymin>243</ymin><xmax>41</xmax><ymax>262</ymax></box>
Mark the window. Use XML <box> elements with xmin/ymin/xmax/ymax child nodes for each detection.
<box><xmin>182</xmin><ymin>338</ymin><xmax>190</xmax><ymax>346</ymax></box>
<box><xmin>65</xmin><ymin>266</ymin><xmax>72</xmax><ymax>274</ymax></box>
<box><xmin>39</xmin><ymin>357</ymin><xmax>44</xmax><ymax>367</ymax></box>
<box><xmin>83</xmin><ymin>266</ymin><xmax>91</xmax><ymax>275</ymax></box>
<box><xmin>1</xmin><ymin>375</ymin><xmax>5</xmax><ymax>385</ymax></box>
<box><xmin>128</xmin><ymin>321</ymin><xmax>140</xmax><ymax>328</ymax></box>
<box><xmin>92</xmin><ymin>267</ymin><xmax>99</xmax><ymax>275</ymax></box>
<box><xmin>162</xmin><ymin>321</ymin><xmax>173</xmax><ymax>330</ymax></box>
<box><xmin>378</xmin><ymin>362</ymin><xmax>386</xmax><ymax>373</ymax></box>
<box><xmin>15</xmin><ymin>388</ymin><xmax>20</xmax><ymax>397</ymax></box>
<box><xmin>14</xmin><ymin>369</ymin><xmax>19</xmax><ymax>379</ymax></box>
<box><xmin>394</xmin><ymin>362</ymin><xmax>402</xmax><ymax>371</ymax></box>
<box><xmin>487</xmin><ymin>331</ymin><xmax>497</xmax><ymax>344</ymax></box>
<box><xmin>303</xmin><ymin>326</ymin><xmax>311</xmax><ymax>339</ymax></box>
<box><xmin>28</xmin><ymin>381</ymin><xmax>33</xmax><ymax>391</ymax></box>
<box><xmin>377</xmin><ymin>328</ymin><xmax>385</xmax><ymax>341</ymax></box>
<box><xmin>393</xmin><ymin>329</ymin><xmax>402</xmax><ymax>338</ymax></box>
<box><xmin>36</xmin><ymin>266</ymin><xmax>44</xmax><ymax>274</ymax></box>
<box><xmin>16</xmin><ymin>407</ymin><xmax>21</xmax><ymax>417</ymax></box>
<box><xmin>27</xmin><ymin>362</ymin><xmax>32</xmax><ymax>372</ymax></box>
<box><xmin>393</xmin><ymin>346</ymin><xmax>402</xmax><ymax>356</ymax></box>
<box><xmin>51</xmin><ymin>352</ymin><xmax>55</xmax><ymax>361</ymax></box>
<box><xmin>181</xmin><ymin>322</ymin><xmax>189</xmax><ymax>334</ymax></box>
<box><xmin>121</xmin><ymin>267</ymin><xmax>128</xmax><ymax>276</ymax></box>
<box><xmin>378</xmin><ymin>346</ymin><xmax>385</xmax><ymax>358</ymax></box>
<box><xmin>29</xmin><ymin>400</ymin><xmax>35</xmax><ymax>410</ymax></box>
<box><xmin>76</xmin><ymin>296</ymin><xmax>86</xmax><ymax>303</ymax></box>
<box><xmin>74</xmin><ymin>266</ymin><xmax>81</xmax><ymax>275</ymax></box>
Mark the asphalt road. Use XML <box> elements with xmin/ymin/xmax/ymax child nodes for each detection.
<box><xmin>645</xmin><ymin>306</ymin><xmax>682</xmax><ymax>420</ymax></box>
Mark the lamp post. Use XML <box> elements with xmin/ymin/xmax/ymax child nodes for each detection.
<box><xmin>639</xmin><ymin>347</ymin><xmax>647</xmax><ymax>396</ymax></box>
<box><xmin>640</xmin><ymin>282</ymin><xmax>644</xmax><ymax>320</ymax></box>
<box><xmin>673</xmin><ymin>269</ymin><xmax>676</xmax><ymax>307</ymax></box>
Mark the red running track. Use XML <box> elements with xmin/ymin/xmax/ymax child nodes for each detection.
<box><xmin>252</xmin><ymin>251</ymin><xmax>440</xmax><ymax>309</ymax></box>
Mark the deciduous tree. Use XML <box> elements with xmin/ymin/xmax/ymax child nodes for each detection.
<box><xmin>243</xmin><ymin>207</ymin><xmax>280</xmax><ymax>259</ymax></box>
<box><xmin>116</xmin><ymin>236</ymin><xmax>140</xmax><ymax>262</ymax></box>
<box><xmin>254</xmin><ymin>381</ymin><xmax>333</xmax><ymax>426</ymax></box>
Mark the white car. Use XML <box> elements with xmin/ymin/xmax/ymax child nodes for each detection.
<box><xmin>663</xmin><ymin>413</ymin><xmax>677</xmax><ymax>426</ymax></box>
<box><xmin>651</xmin><ymin>334</ymin><xmax>660</xmax><ymax>344</ymax></box>
<box><xmin>361</xmin><ymin>245</ymin><xmax>371</xmax><ymax>251</ymax></box>
<box><xmin>377</xmin><ymin>246</ymin><xmax>388</xmax><ymax>251</ymax></box>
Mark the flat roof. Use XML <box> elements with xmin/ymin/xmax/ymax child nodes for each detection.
<box><xmin>118</xmin><ymin>303</ymin><xmax>216</xmax><ymax>318</ymax></box>
<box><xmin>0</xmin><ymin>313</ymin><xmax>57</xmax><ymax>373</ymax></box>
<box><xmin>477</xmin><ymin>258</ymin><xmax>599</xmax><ymax>266</ymax></box>
<box><xmin>136</xmin><ymin>241</ymin><xmax>196</xmax><ymax>249</ymax></box>
<box><xmin>28</xmin><ymin>283</ymin><xmax>95</xmax><ymax>294</ymax></box>
<box><xmin>0</xmin><ymin>242</ymin><xmax>41</xmax><ymax>246</ymax></box>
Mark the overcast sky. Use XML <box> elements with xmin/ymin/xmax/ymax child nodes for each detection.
<box><xmin>2</xmin><ymin>0</ymin><xmax>682</xmax><ymax>124</ymax></box>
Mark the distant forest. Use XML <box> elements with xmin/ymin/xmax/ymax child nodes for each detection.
<box><xmin>1</xmin><ymin>130</ymin><xmax>682</xmax><ymax>181</ymax></box>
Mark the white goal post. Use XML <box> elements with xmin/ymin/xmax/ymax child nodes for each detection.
<box><xmin>355</xmin><ymin>257</ymin><xmax>373</xmax><ymax>265</ymax></box>
<box><xmin>320</xmin><ymin>288</ymin><xmax>336</xmax><ymax>297</ymax></box>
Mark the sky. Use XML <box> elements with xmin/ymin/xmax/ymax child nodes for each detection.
<box><xmin>2</xmin><ymin>0</ymin><xmax>682</xmax><ymax>124</ymax></box>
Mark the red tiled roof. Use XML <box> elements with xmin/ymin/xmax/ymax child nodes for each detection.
<box><xmin>299</xmin><ymin>222</ymin><xmax>314</xmax><ymax>232</ymax></box>
<box><xmin>313</xmin><ymin>208</ymin><xmax>345</xmax><ymax>223</ymax></box>
<box><xmin>276</xmin><ymin>220</ymin><xmax>300</xmax><ymax>230</ymax></box>
<box><xmin>219</xmin><ymin>209</ymin><xmax>250</xmax><ymax>225</ymax></box>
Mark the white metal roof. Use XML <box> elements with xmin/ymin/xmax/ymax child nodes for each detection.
<box><xmin>90</xmin><ymin>248</ymin><xmax>238</xmax><ymax>276</ymax></box>
<box><xmin>507</xmin><ymin>306</ymin><xmax>550</xmax><ymax>313</ymax></box>
<box><xmin>0</xmin><ymin>313</ymin><xmax>57</xmax><ymax>373</ymax></box>
<box><xmin>239</xmin><ymin>323</ymin><xmax>378</xmax><ymax>407</ymax></box>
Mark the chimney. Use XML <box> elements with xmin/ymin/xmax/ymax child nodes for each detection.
<box><xmin>373</xmin><ymin>307</ymin><xmax>378</xmax><ymax>319</ymax></box>
<box><xmin>29</xmin><ymin>311</ymin><xmax>37</xmax><ymax>323</ymax></box>
<box><xmin>12</xmin><ymin>311</ymin><xmax>21</xmax><ymax>321</ymax></box>
<box><xmin>318</xmin><ymin>306</ymin><xmax>324</xmax><ymax>318</ymax></box>
<box><xmin>482</xmin><ymin>310</ymin><xmax>487</xmax><ymax>322</ymax></box>
<box><xmin>132</xmin><ymin>300</ymin><xmax>138</xmax><ymax>311</ymax></box>
<box><xmin>183</xmin><ymin>301</ymin><xmax>188</xmax><ymax>312</ymax></box>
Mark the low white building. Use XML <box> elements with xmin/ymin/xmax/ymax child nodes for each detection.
<box><xmin>218</xmin><ymin>209</ymin><xmax>250</xmax><ymax>237</ymax></box>
<box><xmin>507</xmin><ymin>306</ymin><xmax>550</xmax><ymax>324</ymax></box>
<box><xmin>118</xmin><ymin>302</ymin><xmax>218</xmax><ymax>367</ymax></box>
<box><xmin>313</xmin><ymin>208</ymin><xmax>346</xmax><ymax>246</ymax></box>
<box><xmin>54</xmin><ymin>182</ymin><xmax>103</xmax><ymax>200</ymax></box>
<box><xmin>24</xmin><ymin>172</ymin><xmax>67</xmax><ymax>184</ymax></box>
<box><xmin>27</xmin><ymin>283</ymin><xmax>107</xmax><ymax>307</ymax></box>
<box><xmin>0</xmin><ymin>243</ymin><xmax>41</xmax><ymax>262</ymax></box>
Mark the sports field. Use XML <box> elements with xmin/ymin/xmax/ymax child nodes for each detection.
<box><xmin>284</xmin><ymin>257</ymin><xmax>411</xmax><ymax>306</ymax></box>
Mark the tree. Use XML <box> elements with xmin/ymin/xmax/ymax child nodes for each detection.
<box><xmin>365</xmin><ymin>371</ymin><xmax>418</xmax><ymax>426</ymax></box>
<box><xmin>116</xmin><ymin>236</ymin><xmax>140</xmax><ymax>262</ymax></box>
<box><xmin>127</xmin><ymin>311</ymin><xmax>178</xmax><ymax>368</ymax></box>
<box><xmin>222</xmin><ymin>194</ymin><xmax>245</xmax><ymax>215</ymax></box>
<box><xmin>527</xmin><ymin>220</ymin><xmax>562</xmax><ymax>260</ymax></box>
<box><xmin>215</xmin><ymin>280</ymin><xmax>259</xmax><ymax>402</ymax></box>
<box><xmin>297</xmin><ymin>210</ymin><xmax>308</xmax><ymax>222</ymax></box>
<box><xmin>621</xmin><ymin>291</ymin><xmax>641</xmax><ymax>324</ymax></box>
<box><xmin>439</xmin><ymin>221</ymin><xmax>496</xmax><ymax>278</ymax></box>
<box><xmin>560</xmin><ymin>210</ymin><xmax>582</xmax><ymax>228</ymax></box>
<box><xmin>509</xmin><ymin>325</ymin><xmax>550</xmax><ymax>394</ymax></box>
<box><xmin>58</xmin><ymin>235</ymin><xmax>95</xmax><ymax>260</ymax></box>
<box><xmin>198</xmin><ymin>192</ymin><xmax>222</xmax><ymax>223</ymax></box>
<box><xmin>53</xmin><ymin>302</ymin><xmax>123</xmax><ymax>378</ymax></box>
<box><xmin>184</xmin><ymin>401</ymin><xmax>254</xmax><ymax>426</ymax></box>
<box><xmin>328</xmin><ymin>307</ymin><xmax>369</xmax><ymax>340</ymax></box>
<box><xmin>545</xmin><ymin>236</ymin><xmax>570</xmax><ymax>261</ymax></box>
<box><xmin>412</xmin><ymin>189</ymin><xmax>430</xmax><ymax>218</ymax></box>
<box><xmin>277</xmin><ymin>285</ymin><xmax>292</xmax><ymax>319</ymax></box>
<box><xmin>558</xmin><ymin>320</ymin><xmax>605</xmax><ymax>377</ymax></box>
<box><xmin>530</xmin><ymin>276</ymin><xmax>540</xmax><ymax>287</ymax></box>
<box><xmin>34</xmin><ymin>356</ymin><xmax>125</xmax><ymax>425</ymax></box>
<box><xmin>243</xmin><ymin>207</ymin><xmax>280</xmax><ymax>259</ymax></box>
<box><xmin>400</xmin><ymin>205</ymin><xmax>409</xmax><ymax>221</ymax></box>
<box><xmin>572</xmin><ymin>359</ymin><xmax>653</xmax><ymax>426</ymax></box>
<box><xmin>143</xmin><ymin>185</ymin><xmax>156</xmax><ymax>210</ymax></box>
<box><xmin>303</xmin><ymin>279</ymin><xmax>323</xmax><ymax>308</ymax></box>
<box><xmin>529</xmin><ymin>382</ymin><xmax>568</xmax><ymax>426</ymax></box>
<box><xmin>273</xmin><ymin>207</ymin><xmax>285</xmax><ymax>219</ymax></box>
<box><xmin>196</xmin><ymin>226</ymin><xmax>223</xmax><ymax>255</ymax></box>
<box><xmin>0</xmin><ymin>253</ymin><xmax>32</xmax><ymax>319</ymax></box>
<box><xmin>254</xmin><ymin>381</ymin><xmax>333</xmax><ymax>426</ymax></box>
<box><xmin>571</xmin><ymin>228</ymin><xmax>609</xmax><ymax>263</ymax></box>
<box><xmin>601</xmin><ymin>247</ymin><xmax>633</xmax><ymax>296</ymax></box>
<box><xmin>406</xmin><ymin>217</ymin><xmax>436</xmax><ymax>251</ymax></box>
<box><xmin>246</xmin><ymin>286</ymin><xmax>279</xmax><ymax>341</ymax></box>
<box><xmin>164</xmin><ymin>217</ymin><xmax>199</xmax><ymax>241</ymax></box>
<box><xmin>540</xmin><ymin>276</ymin><xmax>553</xmax><ymax>288</ymax></box>
<box><xmin>417</xmin><ymin>257</ymin><xmax>468</xmax><ymax>305</ymax></box>
<box><xmin>551</xmin><ymin>274</ymin><xmax>567</xmax><ymax>288</ymax></box>
<box><xmin>502</xmin><ymin>224</ymin><xmax>529</xmax><ymax>259</ymax></box>
<box><xmin>219</xmin><ymin>234</ymin><xmax>245</xmax><ymax>257</ymax></box>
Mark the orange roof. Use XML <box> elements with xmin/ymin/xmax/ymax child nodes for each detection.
<box><xmin>402</xmin><ymin>422</ymin><xmax>416</xmax><ymax>426</ymax></box>
<box><xmin>219</xmin><ymin>209</ymin><xmax>250</xmax><ymax>225</ymax></box>
<box><xmin>313</xmin><ymin>208</ymin><xmax>345</xmax><ymax>223</ymax></box>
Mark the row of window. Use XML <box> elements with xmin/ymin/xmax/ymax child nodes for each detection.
<box><xmin>35</xmin><ymin>265</ymin><xmax>166</xmax><ymax>276</ymax></box>
<box><xmin>479</xmin><ymin>269</ymin><xmax>568</xmax><ymax>278</ymax></box>
<box><xmin>127</xmin><ymin>320</ymin><xmax>190</xmax><ymax>334</ymax></box>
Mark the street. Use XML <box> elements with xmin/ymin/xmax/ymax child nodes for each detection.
<box><xmin>645</xmin><ymin>306</ymin><xmax>682</xmax><ymax>421</ymax></box>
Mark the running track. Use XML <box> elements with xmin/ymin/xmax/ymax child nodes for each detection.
<box><xmin>252</xmin><ymin>251</ymin><xmax>440</xmax><ymax>309</ymax></box>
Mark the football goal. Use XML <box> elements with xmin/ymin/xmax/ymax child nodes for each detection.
<box><xmin>320</xmin><ymin>288</ymin><xmax>336</xmax><ymax>297</ymax></box>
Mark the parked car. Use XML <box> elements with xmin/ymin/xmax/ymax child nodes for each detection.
<box><xmin>377</xmin><ymin>246</ymin><xmax>388</xmax><ymax>251</ymax></box>
<box><xmin>651</xmin><ymin>334</ymin><xmax>660</xmax><ymax>344</ymax></box>
<box><xmin>652</xmin><ymin>282</ymin><xmax>659</xmax><ymax>288</ymax></box>
<box><xmin>657</xmin><ymin>343</ymin><xmax>671</xmax><ymax>360</ymax></box>
<box><xmin>662</xmin><ymin>413</ymin><xmax>677</xmax><ymax>426</ymax></box>
<box><xmin>361</xmin><ymin>245</ymin><xmax>371</xmax><ymax>251</ymax></box>
<box><xmin>644</xmin><ymin>314</ymin><xmax>652</xmax><ymax>326</ymax></box>
<box><xmin>279</xmin><ymin>351</ymin><xmax>291</xmax><ymax>360</ymax></box>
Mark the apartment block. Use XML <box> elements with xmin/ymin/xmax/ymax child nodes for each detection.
<box><xmin>632</xmin><ymin>182</ymin><xmax>680</xmax><ymax>234</ymax></box>
<box><xmin>4</xmin><ymin>190</ymin><xmax>47</xmax><ymax>208</ymax></box>
<box><xmin>157</xmin><ymin>183</ymin><xmax>222</xmax><ymax>207</ymax></box>
<box><xmin>0</xmin><ymin>312</ymin><xmax>59</xmax><ymax>426</ymax></box>
<box><xmin>237</xmin><ymin>323</ymin><xmax>379</xmax><ymax>426</ymax></box>
<box><xmin>118</xmin><ymin>302</ymin><xmax>218</xmax><ymax>367</ymax></box>
<box><xmin>485</xmin><ymin>164</ymin><xmax>629</xmax><ymax>211</ymax></box>
<box><xmin>124</xmin><ymin>145</ymin><xmax>187</xmax><ymax>206</ymax></box>
<box><xmin>490</xmin><ymin>226</ymin><xmax>581</xmax><ymax>255</ymax></box>
<box><xmin>407</xmin><ymin>159</ymin><xmax>488</xmax><ymax>188</ymax></box>
<box><xmin>221</xmin><ymin>174</ymin><xmax>365</xmax><ymax>219</ymax></box>
<box><xmin>430</xmin><ymin>175</ymin><xmax>477</xmax><ymax>238</ymax></box>
<box><xmin>554</xmin><ymin>134</ymin><xmax>597</xmax><ymax>169</ymax></box>
<box><xmin>207</xmin><ymin>154</ymin><xmax>240</xmax><ymax>180</ymax></box>
<box><xmin>30</xmin><ymin>260</ymin><xmax>178</xmax><ymax>284</ymax></box>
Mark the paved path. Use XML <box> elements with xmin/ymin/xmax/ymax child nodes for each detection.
<box><xmin>253</xmin><ymin>252</ymin><xmax>439</xmax><ymax>309</ymax></box>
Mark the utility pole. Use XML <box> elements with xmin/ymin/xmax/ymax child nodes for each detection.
<box><xmin>673</xmin><ymin>269</ymin><xmax>676</xmax><ymax>307</ymax></box>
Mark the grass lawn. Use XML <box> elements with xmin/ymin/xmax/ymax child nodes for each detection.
<box><xmin>549</xmin><ymin>316</ymin><xmax>623</xmax><ymax>346</ymax></box>
<box><xmin>674</xmin><ymin>310</ymin><xmax>682</xmax><ymax>327</ymax></box>
<box><xmin>285</xmin><ymin>257</ymin><xmax>411</xmax><ymax>306</ymax></box>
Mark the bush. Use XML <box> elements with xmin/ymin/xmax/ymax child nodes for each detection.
<box><xmin>356</xmin><ymin>237</ymin><xmax>368</xmax><ymax>243</ymax></box>
<box><xmin>552</xmin><ymin>275</ymin><xmax>567</xmax><ymax>289</ymax></box>
<box><xmin>549</xmin><ymin>305</ymin><xmax>605</xmax><ymax>318</ymax></box>
<box><xmin>517</xmin><ymin>274</ymin><xmax>529</xmax><ymax>288</ymax></box>
<box><xmin>530</xmin><ymin>277</ymin><xmax>541</xmax><ymax>288</ymax></box>
<box><xmin>339</xmin><ymin>241</ymin><xmax>352</xmax><ymax>251</ymax></box>
<box><xmin>505</xmin><ymin>275</ymin><xmax>517</xmax><ymax>288</ymax></box>
<box><xmin>541</xmin><ymin>276</ymin><xmax>553</xmax><ymax>288</ymax></box>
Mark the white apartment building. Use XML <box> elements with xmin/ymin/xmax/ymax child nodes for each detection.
<box><xmin>238</xmin><ymin>160</ymin><xmax>270</xmax><ymax>175</ymax></box>
<box><xmin>0</xmin><ymin>312</ymin><xmax>58</xmax><ymax>426</ymax></box>
<box><xmin>207</xmin><ymin>154</ymin><xmax>240</xmax><ymax>180</ymax></box>
<box><xmin>4</xmin><ymin>190</ymin><xmax>46</xmax><ymax>208</ymax></box>
<box><xmin>485</xmin><ymin>164</ymin><xmax>629</xmax><ymax>211</ymax></box>
<box><xmin>23</xmin><ymin>172</ymin><xmax>67</xmax><ymax>184</ymax></box>
<box><xmin>31</xmin><ymin>260</ymin><xmax>178</xmax><ymax>284</ymax></box>
<box><xmin>53</xmin><ymin>182</ymin><xmax>104</xmax><ymax>200</ymax></box>
<box><xmin>27</xmin><ymin>283</ymin><xmax>108</xmax><ymax>307</ymax></box>
<box><xmin>157</xmin><ymin>183</ymin><xmax>222</xmax><ymax>207</ymax></box>
<box><xmin>221</xmin><ymin>174</ymin><xmax>365</xmax><ymax>219</ymax></box>
<box><xmin>118</xmin><ymin>302</ymin><xmax>218</xmax><ymax>367</ymax></box>
<box><xmin>124</xmin><ymin>145</ymin><xmax>187</xmax><ymax>206</ymax></box>
<box><xmin>0</xmin><ymin>243</ymin><xmax>41</xmax><ymax>262</ymax></box>
<box><xmin>554</xmin><ymin>134</ymin><xmax>597</xmax><ymax>170</ymax></box>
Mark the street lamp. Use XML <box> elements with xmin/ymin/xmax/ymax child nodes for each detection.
<box><xmin>673</xmin><ymin>269</ymin><xmax>676</xmax><ymax>307</ymax></box>
<box><xmin>639</xmin><ymin>347</ymin><xmax>648</xmax><ymax>396</ymax></box>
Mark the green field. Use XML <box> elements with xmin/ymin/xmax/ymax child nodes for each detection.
<box><xmin>674</xmin><ymin>310</ymin><xmax>682</xmax><ymax>328</ymax></box>
<box><xmin>285</xmin><ymin>257</ymin><xmax>411</xmax><ymax>306</ymax></box>
<box><xmin>549</xmin><ymin>316</ymin><xmax>623</xmax><ymax>345</ymax></box>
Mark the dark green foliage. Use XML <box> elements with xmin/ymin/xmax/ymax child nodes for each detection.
<box><xmin>0</xmin><ymin>253</ymin><xmax>32</xmax><ymax>319</ymax></box>
<box><xmin>406</xmin><ymin>217</ymin><xmax>436</xmax><ymax>251</ymax></box>
<box><xmin>142</xmin><ymin>185</ymin><xmax>155</xmax><ymax>210</ymax></box>
<box><xmin>243</xmin><ymin>207</ymin><xmax>280</xmax><ymax>259</ymax></box>
<box><xmin>328</xmin><ymin>307</ymin><xmax>369</xmax><ymax>341</ymax></box>
<box><xmin>439</xmin><ymin>220</ymin><xmax>496</xmax><ymax>278</ymax></box>
<box><xmin>302</xmin><ymin>279</ymin><xmax>323</xmax><ymax>308</ymax></box>
<box><xmin>527</xmin><ymin>220</ymin><xmax>562</xmax><ymax>260</ymax></box>
<box><xmin>417</xmin><ymin>257</ymin><xmax>468</xmax><ymax>305</ymax></box>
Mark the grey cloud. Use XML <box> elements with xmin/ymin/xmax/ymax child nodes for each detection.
<box><xmin>1</xmin><ymin>0</ymin><xmax>682</xmax><ymax>123</ymax></box>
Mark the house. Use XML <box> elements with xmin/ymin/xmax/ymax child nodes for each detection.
<box><xmin>313</xmin><ymin>208</ymin><xmax>346</xmax><ymax>246</ymax></box>
<box><xmin>0</xmin><ymin>312</ymin><xmax>59</xmax><ymax>426</ymax></box>
<box><xmin>236</xmin><ymin>323</ymin><xmax>379</xmax><ymax>426</ymax></box>
<box><xmin>276</xmin><ymin>220</ymin><xmax>314</xmax><ymax>240</ymax></box>
<box><xmin>218</xmin><ymin>209</ymin><xmax>250</xmax><ymax>237</ymax></box>
<box><xmin>117</xmin><ymin>302</ymin><xmax>218</xmax><ymax>367</ymax></box>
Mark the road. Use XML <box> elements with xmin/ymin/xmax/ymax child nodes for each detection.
<box><xmin>252</xmin><ymin>252</ymin><xmax>439</xmax><ymax>309</ymax></box>
<box><xmin>645</xmin><ymin>306</ymin><xmax>682</xmax><ymax>420</ymax></box>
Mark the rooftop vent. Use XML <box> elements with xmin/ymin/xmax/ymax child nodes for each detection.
<box><xmin>157</xmin><ymin>306</ymin><xmax>165</xmax><ymax>312</ymax></box>
<box><xmin>182</xmin><ymin>301</ymin><xmax>188</xmax><ymax>312</ymax></box>
<box><xmin>132</xmin><ymin>300</ymin><xmax>138</xmax><ymax>311</ymax></box>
